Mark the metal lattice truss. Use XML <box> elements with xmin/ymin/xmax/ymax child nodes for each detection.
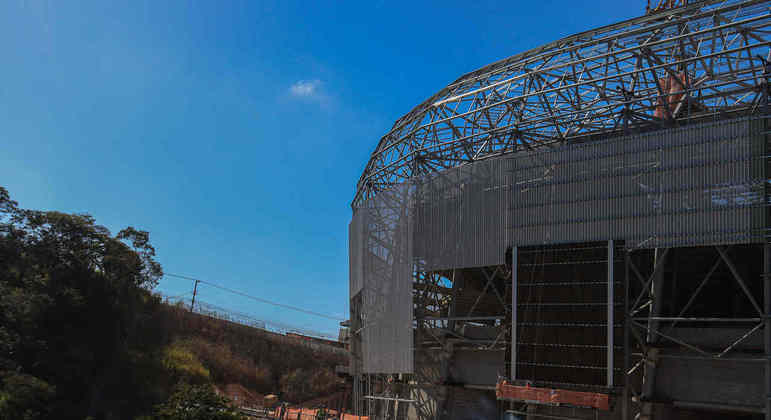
<box><xmin>623</xmin><ymin>245</ymin><xmax>769</xmax><ymax>419</ymax></box>
<box><xmin>354</xmin><ymin>0</ymin><xmax>771</xmax><ymax>206</ymax></box>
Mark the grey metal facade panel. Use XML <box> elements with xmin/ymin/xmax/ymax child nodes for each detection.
<box><xmin>451</xmin><ymin>349</ymin><xmax>505</xmax><ymax>386</ymax></box>
<box><xmin>349</xmin><ymin>214</ymin><xmax>364</xmax><ymax>298</ymax></box>
<box><xmin>418</xmin><ymin>117</ymin><xmax>762</xmax><ymax>268</ymax></box>
<box><xmin>410</xmin><ymin>117</ymin><xmax>765</xmax><ymax>271</ymax></box>
<box><xmin>507</xmin><ymin>117</ymin><xmax>766</xmax><ymax>249</ymax></box>
<box><xmin>413</xmin><ymin>156</ymin><xmax>511</xmax><ymax>271</ymax></box>
<box><xmin>351</xmin><ymin>184</ymin><xmax>414</xmax><ymax>374</ymax></box>
<box><xmin>413</xmin><ymin>129</ymin><xmax>710</xmax><ymax>268</ymax></box>
<box><xmin>655</xmin><ymin>353</ymin><xmax>764</xmax><ymax>407</ymax></box>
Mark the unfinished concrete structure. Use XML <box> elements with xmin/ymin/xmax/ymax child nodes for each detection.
<box><xmin>348</xmin><ymin>1</ymin><xmax>771</xmax><ymax>418</ymax></box>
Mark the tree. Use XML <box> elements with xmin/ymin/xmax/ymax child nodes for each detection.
<box><xmin>154</xmin><ymin>384</ymin><xmax>245</xmax><ymax>420</ymax></box>
<box><xmin>0</xmin><ymin>186</ymin><xmax>165</xmax><ymax>419</ymax></box>
<box><xmin>0</xmin><ymin>372</ymin><xmax>55</xmax><ymax>420</ymax></box>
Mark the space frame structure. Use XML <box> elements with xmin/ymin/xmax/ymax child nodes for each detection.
<box><xmin>349</xmin><ymin>1</ymin><xmax>771</xmax><ymax>419</ymax></box>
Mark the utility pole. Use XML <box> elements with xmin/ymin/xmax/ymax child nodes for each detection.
<box><xmin>190</xmin><ymin>279</ymin><xmax>200</xmax><ymax>312</ymax></box>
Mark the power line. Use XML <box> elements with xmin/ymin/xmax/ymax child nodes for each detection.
<box><xmin>163</xmin><ymin>273</ymin><xmax>345</xmax><ymax>321</ymax></box>
<box><xmin>159</xmin><ymin>293</ymin><xmax>340</xmax><ymax>341</ymax></box>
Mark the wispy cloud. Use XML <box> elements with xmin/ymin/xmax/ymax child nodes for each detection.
<box><xmin>289</xmin><ymin>79</ymin><xmax>322</xmax><ymax>98</ymax></box>
<box><xmin>286</xmin><ymin>79</ymin><xmax>335</xmax><ymax>110</ymax></box>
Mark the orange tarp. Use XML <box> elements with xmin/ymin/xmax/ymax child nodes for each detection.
<box><xmin>340</xmin><ymin>414</ymin><xmax>369</xmax><ymax>420</ymax></box>
<box><xmin>496</xmin><ymin>381</ymin><xmax>609</xmax><ymax>411</ymax></box>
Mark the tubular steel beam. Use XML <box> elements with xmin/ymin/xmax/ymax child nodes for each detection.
<box><xmin>418</xmin><ymin>316</ymin><xmax>506</xmax><ymax>321</ymax></box>
<box><xmin>632</xmin><ymin>248</ymin><xmax>669</xmax><ymax>314</ymax></box>
<box><xmin>717</xmin><ymin>246</ymin><xmax>764</xmax><ymax>316</ymax></box>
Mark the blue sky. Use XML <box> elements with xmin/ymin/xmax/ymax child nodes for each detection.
<box><xmin>0</xmin><ymin>0</ymin><xmax>637</xmax><ymax>336</ymax></box>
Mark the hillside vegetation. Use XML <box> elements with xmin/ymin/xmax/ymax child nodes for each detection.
<box><xmin>159</xmin><ymin>304</ymin><xmax>346</xmax><ymax>403</ymax></box>
<box><xmin>0</xmin><ymin>187</ymin><xmax>345</xmax><ymax>420</ymax></box>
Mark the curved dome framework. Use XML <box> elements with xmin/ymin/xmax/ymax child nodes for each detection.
<box><xmin>354</xmin><ymin>0</ymin><xmax>771</xmax><ymax>206</ymax></box>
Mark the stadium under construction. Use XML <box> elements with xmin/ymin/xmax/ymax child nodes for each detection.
<box><xmin>347</xmin><ymin>1</ymin><xmax>771</xmax><ymax>419</ymax></box>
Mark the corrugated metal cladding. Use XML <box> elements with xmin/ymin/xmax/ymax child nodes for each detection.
<box><xmin>349</xmin><ymin>183</ymin><xmax>414</xmax><ymax>373</ymax></box>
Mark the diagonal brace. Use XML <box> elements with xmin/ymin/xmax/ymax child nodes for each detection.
<box><xmin>717</xmin><ymin>246</ymin><xmax>763</xmax><ymax>316</ymax></box>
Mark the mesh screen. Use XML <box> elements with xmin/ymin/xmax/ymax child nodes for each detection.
<box><xmin>350</xmin><ymin>183</ymin><xmax>415</xmax><ymax>373</ymax></box>
<box><xmin>414</xmin><ymin>155</ymin><xmax>512</xmax><ymax>270</ymax></box>
<box><xmin>349</xmin><ymin>215</ymin><xmax>364</xmax><ymax>298</ymax></box>
<box><xmin>508</xmin><ymin>117</ymin><xmax>765</xmax><ymax>249</ymax></box>
<box><xmin>410</xmin><ymin>116</ymin><xmax>766</xmax><ymax>270</ymax></box>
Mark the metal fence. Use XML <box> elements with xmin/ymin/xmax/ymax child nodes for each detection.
<box><xmin>161</xmin><ymin>294</ymin><xmax>346</xmax><ymax>355</ymax></box>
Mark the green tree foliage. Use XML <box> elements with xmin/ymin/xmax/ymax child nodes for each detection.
<box><xmin>153</xmin><ymin>384</ymin><xmax>244</xmax><ymax>420</ymax></box>
<box><xmin>0</xmin><ymin>186</ymin><xmax>347</xmax><ymax>418</ymax></box>
<box><xmin>162</xmin><ymin>341</ymin><xmax>211</xmax><ymax>385</ymax></box>
<box><xmin>0</xmin><ymin>187</ymin><xmax>166</xmax><ymax>419</ymax></box>
<box><xmin>0</xmin><ymin>372</ymin><xmax>55</xmax><ymax>420</ymax></box>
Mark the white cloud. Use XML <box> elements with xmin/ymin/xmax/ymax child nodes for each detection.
<box><xmin>286</xmin><ymin>79</ymin><xmax>336</xmax><ymax>110</ymax></box>
<box><xmin>289</xmin><ymin>79</ymin><xmax>322</xmax><ymax>97</ymax></box>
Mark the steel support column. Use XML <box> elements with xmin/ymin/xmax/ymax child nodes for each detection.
<box><xmin>765</xmin><ymin>243</ymin><xmax>770</xmax><ymax>420</ymax></box>
<box><xmin>623</xmin><ymin>250</ymin><xmax>631</xmax><ymax>420</ymax></box>
<box><xmin>641</xmin><ymin>248</ymin><xmax>666</xmax><ymax>420</ymax></box>
<box><xmin>608</xmin><ymin>240</ymin><xmax>615</xmax><ymax>388</ymax></box>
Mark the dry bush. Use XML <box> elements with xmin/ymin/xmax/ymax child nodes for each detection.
<box><xmin>254</xmin><ymin>364</ymin><xmax>272</xmax><ymax>391</ymax></box>
<box><xmin>279</xmin><ymin>367</ymin><xmax>343</xmax><ymax>403</ymax></box>
<box><xmin>156</xmin><ymin>304</ymin><xmax>348</xmax><ymax>400</ymax></box>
